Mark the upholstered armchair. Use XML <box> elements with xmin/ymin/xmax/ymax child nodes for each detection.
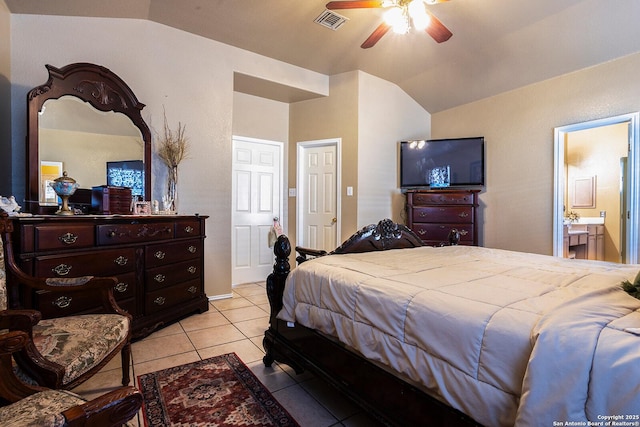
<box><xmin>0</xmin><ymin>330</ymin><xmax>141</xmax><ymax>426</ymax></box>
<box><xmin>0</xmin><ymin>211</ymin><xmax>132</xmax><ymax>390</ymax></box>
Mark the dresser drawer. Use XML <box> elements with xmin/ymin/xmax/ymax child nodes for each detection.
<box><xmin>412</xmin><ymin>223</ymin><xmax>474</xmax><ymax>244</ymax></box>
<box><xmin>34</xmin><ymin>224</ymin><xmax>95</xmax><ymax>251</ymax></box>
<box><xmin>146</xmin><ymin>259</ymin><xmax>202</xmax><ymax>291</ymax></box>
<box><xmin>34</xmin><ymin>272</ymin><xmax>136</xmax><ymax>318</ymax></box>
<box><xmin>96</xmin><ymin>222</ymin><xmax>174</xmax><ymax>245</ymax></box>
<box><xmin>145</xmin><ymin>239</ymin><xmax>202</xmax><ymax>268</ymax></box>
<box><xmin>411</xmin><ymin>192</ymin><xmax>476</xmax><ymax>206</ymax></box>
<box><xmin>412</xmin><ymin>206</ymin><xmax>474</xmax><ymax>224</ymax></box>
<box><xmin>34</xmin><ymin>248</ymin><xmax>136</xmax><ymax>277</ymax></box>
<box><xmin>145</xmin><ymin>279</ymin><xmax>202</xmax><ymax>314</ymax></box>
<box><xmin>175</xmin><ymin>219</ymin><xmax>201</xmax><ymax>238</ymax></box>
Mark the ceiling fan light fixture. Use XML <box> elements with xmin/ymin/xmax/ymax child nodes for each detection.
<box><xmin>408</xmin><ymin>0</ymin><xmax>430</xmax><ymax>30</ymax></box>
<box><xmin>384</xmin><ymin>6</ymin><xmax>410</xmax><ymax>34</ymax></box>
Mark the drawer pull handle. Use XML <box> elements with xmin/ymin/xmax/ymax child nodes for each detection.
<box><xmin>114</xmin><ymin>256</ymin><xmax>128</xmax><ymax>266</ymax></box>
<box><xmin>187</xmin><ymin>245</ymin><xmax>197</xmax><ymax>254</ymax></box>
<box><xmin>107</xmin><ymin>230</ymin><xmax>116</xmax><ymax>238</ymax></box>
<box><xmin>154</xmin><ymin>274</ymin><xmax>166</xmax><ymax>283</ymax></box>
<box><xmin>115</xmin><ymin>282</ymin><xmax>128</xmax><ymax>293</ymax></box>
<box><xmin>154</xmin><ymin>297</ymin><xmax>166</xmax><ymax>306</ymax></box>
<box><xmin>58</xmin><ymin>233</ymin><xmax>78</xmax><ymax>245</ymax></box>
<box><xmin>187</xmin><ymin>266</ymin><xmax>197</xmax><ymax>274</ymax></box>
<box><xmin>419</xmin><ymin>212</ymin><xmax>428</xmax><ymax>218</ymax></box>
<box><xmin>187</xmin><ymin>286</ymin><xmax>198</xmax><ymax>294</ymax></box>
<box><xmin>184</xmin><ymin>226</ymin><xmax>194</xmax><ymax>233</ymax></box>
<box><xmin>459</xmin><ymin>230</ymin><xmax>468</xmax><ymax>236</ymax></box>
<box><xmin>458</xmin><ymin>212</ymin><xmax>469</xmax><ymax>218</ymax></box>
<box><xmin>52</xmin><ymin>264</ymin><xmax>72</xmax><ymax>276</ymax></box>
<box><xmin>52</xmin><ymin>296</ymin><xmax>72</xmax><ymax>308</ymax></box>
<box><xmin>154</xmin><ymin>251</ymin><xmax>166</xmax><ymax>260</ymax></box>
<box><xmin>418</xmin><ymin>229</ymin><xmax>427</xmax><ymax>235</ymax></box>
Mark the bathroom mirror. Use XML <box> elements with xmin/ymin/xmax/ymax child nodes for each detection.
<box><xmin>25</xmin><ymin>63</ymin><xmax>151</xmax><ymax>214</ymax></box>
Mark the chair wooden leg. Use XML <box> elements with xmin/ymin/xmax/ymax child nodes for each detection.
<box><xmin>120</xmin><ymin>343</ymin><xmax>131</xmax><ymax>386</ymax></box>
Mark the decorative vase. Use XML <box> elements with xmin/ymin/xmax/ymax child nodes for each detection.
<box><xmin>49</xmin><ymin>171</ymin><xmax>79</xmax><ymax>216</ymax></box>
<box><xmin>165</xmin><ymin>166</ymin><xmax>178</xmax><ymax>213</ymax></box>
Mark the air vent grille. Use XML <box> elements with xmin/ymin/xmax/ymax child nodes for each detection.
<box><xmin>314</xmin><ymin>10</ymin><xmax>349</xmax><ymax>31</ymax></box>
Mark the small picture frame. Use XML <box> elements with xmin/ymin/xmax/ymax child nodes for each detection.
<box><xmin>133</xmin><ymin>201</ymin><xmax>151</xmax><ymax>215</ymax></box>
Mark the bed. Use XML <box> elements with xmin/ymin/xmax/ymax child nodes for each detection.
<box><xmin>262</xmin><ymin>219</ymin><xmax>640</xmax><ymax>426</ymax></box>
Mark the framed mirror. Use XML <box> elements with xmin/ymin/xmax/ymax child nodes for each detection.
<box><xmin>26</xmin><ymin>63</ymin><xmax>151</xmax><ymax>214</ymax></box>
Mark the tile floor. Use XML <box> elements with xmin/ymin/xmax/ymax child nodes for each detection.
<box><xmin>72</xmin><ymin>282</ymin><xmax>384</xmax><ymax>427</ymax></box>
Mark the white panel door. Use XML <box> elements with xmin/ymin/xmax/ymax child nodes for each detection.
<box><xmin>232</xmin><ymin>137</ymin><xmax>282</xmax><ymax>285</ymax></box>
<box><xmin>299</xmin><ymin>143</ymin><xmax>338</xmax><ymax>251</ymax></box>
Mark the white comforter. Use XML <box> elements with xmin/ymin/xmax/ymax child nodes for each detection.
<box><xmin>277</xmin><ymin>245</ymin><xmax>640</xmax><ymax>427</ymax></box>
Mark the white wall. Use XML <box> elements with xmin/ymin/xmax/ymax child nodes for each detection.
<box><xmin>357</xmin><ymin>71</ymin><xmax>431</xmax><ymax>227</ymax></box>
<box><xmin>10</xmin><ymin>14</ymin><xmax>328</xmax><ymax>297</ymax></box>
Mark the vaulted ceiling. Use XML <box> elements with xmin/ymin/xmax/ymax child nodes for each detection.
<box><xmin>6</xmin><ymin>0</ymin><xmax>640</xmax><ymax>112</ymax></box>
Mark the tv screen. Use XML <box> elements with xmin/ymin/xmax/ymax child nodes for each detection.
<box><xmin>107</xmin><ymin>160</ymin><xmax>144</xmax><ymax>197</ymax></box>
<box><xmin>400</xmin><ymin>137</ymin><xmax>485</xmax><ymax>188</ymax></box>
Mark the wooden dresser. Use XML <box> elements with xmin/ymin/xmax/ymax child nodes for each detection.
<box><xmin>406</xmin><ymin>189</ymin><xmax>480</xmax><ymax>246</ymax></box>
<box><xmin>7</xmin><ymin>215</ymin><xmax>208</xmax><ymax>339</ymax></box>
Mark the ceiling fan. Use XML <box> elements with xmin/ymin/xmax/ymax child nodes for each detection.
<box><xmin>326</xmin><ymin>0</ymin><xmax>453</xmax><ymax>49</ymax></box>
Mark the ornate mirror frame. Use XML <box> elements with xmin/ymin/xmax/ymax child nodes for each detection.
<box><xmin>26</xmin><ymin>62</ymin><xmax>151</xmax><ymax>214</ymax></box>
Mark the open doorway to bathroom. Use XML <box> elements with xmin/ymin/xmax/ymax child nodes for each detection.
<box><xmin>553</xmin><ymin>113</ymin><xmax>640</xmax><ymax>264</ymax></box>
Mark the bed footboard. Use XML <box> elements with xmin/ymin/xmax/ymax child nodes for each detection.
<box><xmin>262</xmin><ymin>220</ymin><xmax>480</xmax><ymax>426</ymax></box>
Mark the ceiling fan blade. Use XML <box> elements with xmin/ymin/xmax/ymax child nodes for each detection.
<box><xmin>361</xmin><ymin>22</ymin><xmax>391</xmax><ymax>48</ymax></box>
<box><xmin>326</xmin><ymin>1</ymin><xmax>384</xmax><ymax>10</ymax></box>
<box><xmin>425</xmin><ymin>11</ymin><xmax>452</xmax><ymax>43</ymax></box>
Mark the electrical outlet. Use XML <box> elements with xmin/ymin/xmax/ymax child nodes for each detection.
<box><xmin>600</xmin><ymin>211</ymin><xmax>606</xmax><ymax>218</ymax></box>
<box><xmin>288</xmin><ymin>188</ymin><xmax>296</xmax><ymax>197</ymax></box>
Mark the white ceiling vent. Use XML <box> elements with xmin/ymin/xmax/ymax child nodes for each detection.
<box><xmin>314</xmin><ymin>10</ymin><xmax>349</xmax><ymax>31</ymax></box>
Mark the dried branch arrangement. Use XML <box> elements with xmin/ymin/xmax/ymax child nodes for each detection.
<box><xmin>157</xmin><ymin>110</ymin><xmax>189</xmax><ymax>168</ymax></box>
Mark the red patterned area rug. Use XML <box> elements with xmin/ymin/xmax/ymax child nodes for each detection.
<box><xmin>137</xmin><ymin>353</ymin><xmax>299</xmax><ymax>427</ymax></box>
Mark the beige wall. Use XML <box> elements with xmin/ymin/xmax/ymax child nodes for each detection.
<box><xmin>289</xmin><ymin>72</ymin><xmax>359</xmax><ymax>247</ymax></box>
<box><xmin>357</xmin><ymin>71</ymin><xmax>431</xmax><ymax>227</ymax></box>
<box><xmin>0</xmin><ymin>0</ymin><xmax>10</xmax><ymax>195</ymax></box>
<box><xmin>432</xmin><ymin>52</ymin><xmax>640</xmax><ymax>255</ymax></box>
<box><xmin>289</xmin><ymin>71</ymin><xmax>430</xmax><ymax>250</ymax></box>
<box><xmin>10</xmin><ymin>14</ymin><xmax>328</xmax><ymax>298</ymax></box>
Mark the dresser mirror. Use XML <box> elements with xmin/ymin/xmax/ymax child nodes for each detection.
<box><xmin>26</xmin><ymin>62</ymin><xmax>151</xmax><ymax>214</ymax></box>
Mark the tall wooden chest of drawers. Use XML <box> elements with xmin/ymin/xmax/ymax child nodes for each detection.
<box><xmin>7</xmin><ymin>215</ymin><xmax>208</xmax><ymax>339</ymax></box>
<box><xmin>406</xmin><ymin>189</ymin><xmax>480</xmax><ymax>246</ymax></box>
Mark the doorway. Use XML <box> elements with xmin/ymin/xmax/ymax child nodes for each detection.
<box><xmin>553</xmin><ymin>113</ymin><xmax>640</xmax><ymax>263</ymax></box>
<box><xmin>231</xmin><ymin>136</ymin><xmax>283</xmax><ymax>285</ymax></box>
<box><xmin>297</xmin><ymin>138</ymin><xmax>341</xmax><ymax>251</ymax></box>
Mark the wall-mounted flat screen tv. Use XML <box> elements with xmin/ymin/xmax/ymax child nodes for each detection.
<box><xmin>106</xmin><ymin>160</ymin><xmax>144</xmax><ymax>197</ymax></box>
<box><xmin>399</xmin><ymin>137</ymin><xmax>485</xmax><ymax>188</ymax></box>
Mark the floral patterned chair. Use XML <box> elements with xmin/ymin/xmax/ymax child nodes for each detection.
<box><xmin>0</xmin><ymin>330</ymin><xmax>141</xmax><ymax>426</ymax></box>
<box><xmin>0</xmin><ymin>211</ymin><xmax>132</xmax><ymax>390</ymax></box>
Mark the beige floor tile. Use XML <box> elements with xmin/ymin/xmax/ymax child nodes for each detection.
<box><xmin>234</xmin><ymin>316</ymin><xmax>269</xmax><ymax>338</ymax></box>
<box><xmin>179</xmin><ymin>310</ymin><xmax>230</xmax><ymax>331</ymax></box>
<box><xmin>133</xmin><ymin>350</ymin><xmax>201</xmax><ymax>376</ymax></box>
<box><xmin>132</xmin><ymin>332</ymin><xmax>195</xmax><ymax>364</ymax></box>
<box><xmin>72</xmin><ymin>369</ymin><xmax>129</xmax><ymax>401</ymax></box>
<box><xmin>186</xmin><ymin>323</ymin><xmax>246</xmax><ymax>349</ymax></box>
<box><xmin>197</xmin><ymin>338</ymin><xmax>265</xmax><ymax>364</ymax></box>
<box><xmin>246</xmin><ymin>360</ymin><xmax>297</xmax><ymax>392</ymax></box>
<box><xmin>272</xmin><ymin>383</ymin><xmax>338</xmax><ymax>427</ymax></box>
<box><xmin>221</xmin><ymin>305</ymin><xmax>269</xmax><ymax>323</ymax></box>
<box><xmin>211</xmin><ymin>296</ymin><xmax>253</xmax><ymax>311</ymax></box>
<box><xmin>233</xmin><ymin>283</ymin><xmax>266</xmax><ymax>297</ymax></box>
<box><xmin>245</xmin><ymin>293</ymin><xmax>269</xmax><ymax>306</ymax></box>
<box><xmin>143</xmin><ymin>321</ymin><xmax>185</xmax><ymax>339</ymax></box>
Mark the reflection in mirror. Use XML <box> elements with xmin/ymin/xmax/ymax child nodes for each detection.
<box><xmin>26</xmin><ymin>63</ymin><xmax>151</xmax><ymax>214</ymax></box>
<box><xmin>38</xmin><ymin>96</ymin><xmax>144</xmax><ymax>204</ymax></box>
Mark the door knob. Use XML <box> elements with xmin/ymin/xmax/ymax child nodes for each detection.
<box><xmin>332</xmin><ymin>218</ymin><xmax>337</xmax><ymax>224</ymax></box>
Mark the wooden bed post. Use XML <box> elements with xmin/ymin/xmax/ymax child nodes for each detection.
<box><xmin>263</xmin><ymin>235</ymin><xmax>293</xmax><ymax>368</ymax></box>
